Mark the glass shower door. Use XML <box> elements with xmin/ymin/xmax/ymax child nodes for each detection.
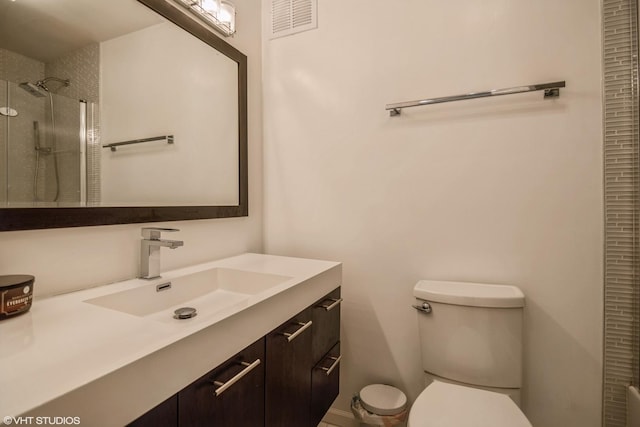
<box><xmin>3</xmin><ymin>79</ymin><xmax>43</xmax><ymax>204</ymax></box>
<box><xmin>43</xmin><ymin>91</ymin><xmax>83</xmax><ymax>204</ymax></box>
<box><xmin>1</xmin><ymin>81</ymin><xmax>92</xmax><ymax>205</ymax></box>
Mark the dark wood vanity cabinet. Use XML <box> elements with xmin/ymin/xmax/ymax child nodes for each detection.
<box><xmin>310</xmin><ymin>288</ymin><xmax>342</xmax><ymax>427</ymax></box>
<box><xmin>179</xmin><ymin>337</ymin><xmax>265</xmax><ymax>427</ymax></box>
<box><xmin>266</xmin><ymin>287</ymin><xmax>342</xmax><ymax>427</ymax></box>
<box><xmin>128</xmin><ymin>287</ymin><xmax>341</xmax><ymax>427</ymax></box>
<box><xmin>127</xmin><ymin>395</ymin><xmax>178</xmax><ymax>427</ymax></box>
<box><xmin>127</xmin><ymin>339</ymin><xmax>264</xmax><ymax>427</ymax></box>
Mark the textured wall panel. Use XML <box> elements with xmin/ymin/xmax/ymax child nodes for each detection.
<box><xmin>603</xmin><ymin>0</ymin><xmax>640</xmax><ymax>426</ymax></box>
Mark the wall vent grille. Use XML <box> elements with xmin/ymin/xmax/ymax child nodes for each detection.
<box><xmin>270</xmin><ymin>0</ymin><xmax>317</xmax><ymax>39</ymax></box>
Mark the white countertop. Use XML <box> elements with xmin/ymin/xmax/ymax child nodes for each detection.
<box><xmin>0</xmin><ymin>253</ymin><xmax>341</xmax><ymax>421</ymax></box>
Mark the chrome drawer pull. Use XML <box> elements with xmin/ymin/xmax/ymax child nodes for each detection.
<box><xmin>320</xmin><ymin>355</ymin><xmax>342</xmax><ymax>376</ymax></box>
<box><xmin>318</xmin><ymin>298</ymin><xmax>343</xmax><ymax>311</ymax></box>
<box><xmin>282</xmin><ymin>320</ymin><xmax>313</xmax><ymax>342</ymax></box>
<box><xmin>212</xmin><ymin>359</ymin><xmax>261</xmax><ymax>396</ymax></box>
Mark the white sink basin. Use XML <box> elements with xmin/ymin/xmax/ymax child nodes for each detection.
<box><xmin>84</xmin><ymin>268</ymin><xmax>292</xmax><ymax>320</ymax></box>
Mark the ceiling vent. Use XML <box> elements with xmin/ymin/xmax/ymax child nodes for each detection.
<box><xmin>269</xmin><ymin>0</ymin><xmax>317</xmax><ymax>39</ymax></box>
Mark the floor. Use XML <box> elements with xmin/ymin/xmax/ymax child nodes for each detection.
<box><xmin>318</xmin><ymin>423</ymin><xmax>339</xmax><ymax>427</ymax></box>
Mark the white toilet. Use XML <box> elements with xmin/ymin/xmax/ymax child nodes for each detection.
<box><xmin>408</xmin><ymin>280</ymin><xmax>532</xmax><ymax>427</ymax></box>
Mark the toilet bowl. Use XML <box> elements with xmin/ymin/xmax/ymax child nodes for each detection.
<box><xmin>410</xmin><ymin>280</ymin><xmax>532</xmax><ymax>426</ymax></box>
<box><xmin>408</xmin><ymin>380</ymin><xmax>531</xmax><ymax>427</ymax></box>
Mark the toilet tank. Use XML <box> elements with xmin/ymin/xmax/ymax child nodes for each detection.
<box><xmin>413</xmin><ymin>280</ymin><xmax>524</xmax><ymax>389</ymax></box>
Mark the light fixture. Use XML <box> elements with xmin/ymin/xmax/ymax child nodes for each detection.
<box><xmin>173</xmin><ymin>0</ymin><xmax>236</xmax><ymax>37</ymax></box>
<box><xmin>217</xmin><ymin>1</ymin><xmax>236</xmax><ymax>33</ymax></box>
<box><xmin>200</xmin><ymin>0</ymin><xmax>220</xmax><ymax>14</ymax></box>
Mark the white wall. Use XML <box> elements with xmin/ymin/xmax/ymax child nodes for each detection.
<box><xmin>262</xmin><ymin>1</ymin><xmax>603</xmax><ymax>426</ymax></box>
<box><xmin>101</xmin><ymin>23</ymin><xmax>238</xmax><ymax>206</ymax></box>
<box><xmin>0</xmin><ymin>0</ymin><xmax>262</xmax><ymax>298</ymax></box>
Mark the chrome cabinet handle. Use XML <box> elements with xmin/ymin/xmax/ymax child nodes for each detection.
<box><xmin>212</xmin><ymin>359</ymin><xmax>261</xmax><ymax>396</ymax></box>
<box><xmin>281</xmin><ymin>320</ymin><xmax>313</xmax><ymax>342</ymax></box>
<box><xmin>412</xmin><ymin>302</ymin><xmax>432</xmax><ymax>314</ymax></box>
<box><xmin>319</xmin><ymin>355</ymin><xmax>342</xmax><ymax>376</ymax></box>
<box><xmin>318</xmin><ymin>298</ymin><xmax>343</xmax><ymax>311</ymax></box>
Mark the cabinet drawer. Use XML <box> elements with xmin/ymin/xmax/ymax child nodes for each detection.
<box><xmin>312</xmin><ymin>287</ymin><xmax>341</xmax><ymax>363</ymax></box>
<box><xmin>179</xmin><ymin>337</ymin><xmax>265</xmax><ymax>427</ymax></box>
<box><xmin>311</xmin><ymin>341</ymin><xmax>341</xmax><ymax>427</ymax></box>
<box><xmin>265</xmin><ymin>307</ymin><xmax>313</xmax><ymax>427</ymax></box>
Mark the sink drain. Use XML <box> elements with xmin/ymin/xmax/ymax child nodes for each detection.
<box><xmin>174</xmin><ymin>307</ymin><xmax>197</xmax><ymax>319</ymax></box>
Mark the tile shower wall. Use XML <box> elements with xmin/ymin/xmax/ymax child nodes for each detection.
<box><xmin>603</xmin><ymin>0</ymin><xmax>640</xmax><ymax>426</ymax></box>
<box><xmin>0</xmin><ymin>44</ymin><xmax>99</xmax><ymax>204</ymax></box>
<box><xmin>86</xmin><ymin>102</ymin><xmax>100</xmax><ymax>205</ymax></box>
<box><xmin>0</xmin><ymin>48</ymin><xmax>44</xmax><ymax>86</ymax></box>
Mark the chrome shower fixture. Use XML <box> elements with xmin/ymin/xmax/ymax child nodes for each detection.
<box><xmin>19</xmin><ymin>76</ymin><xmax>70</xmax><ymax>97</ymax></box>
<box><xmin>36</xmin><ymin>76</ymin><xmax>70</xmax><ymax>92</ymax></box>
<box><xmin>18</xmin><ymin>76</ymin><xmax>70</xmax><ymax>202</ymax></box>
<box><xmin>19</xmin><ymin>82</ymin><xmax>46</xmax><ymax>98</ymax></box>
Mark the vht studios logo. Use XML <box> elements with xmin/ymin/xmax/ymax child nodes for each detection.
<box><xmin>3</xmin><ymin>416</ymin><xmax>80</xmax><ymax>425</ymax></box>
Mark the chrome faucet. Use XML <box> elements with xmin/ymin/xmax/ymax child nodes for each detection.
<box><xmin>139</xmin><ymin>227</ymin><xmax>184</xmax><ymax>279</ymax></box>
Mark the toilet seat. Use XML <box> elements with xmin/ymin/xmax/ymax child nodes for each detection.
<box><xmin>408</xmin><ymin>381</ymin><xmax>532</xmax><ymax>427</ymax></box>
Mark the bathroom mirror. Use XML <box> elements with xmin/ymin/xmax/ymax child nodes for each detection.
<box><xmin>0</xmin><ymin>0</ymin><xmax>247</xmax><ymax>230</ymax></box>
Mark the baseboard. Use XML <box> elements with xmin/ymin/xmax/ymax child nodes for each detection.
<box><xmin>629</xmin><ymin>385</ymin><xmax>640</xmax><ymax>427</ymax></box>
<box><xmin>323</xmin><ymin>407</ymin><xmax>360</xmax><ymax>427</ymax></box>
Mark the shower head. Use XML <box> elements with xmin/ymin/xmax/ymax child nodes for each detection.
<box><xmin>19</xmin><ymin>82</ymin><xmax>46</xmax><ymax>98</ymax></box>
<box><xmin>19</xmin><ymin>77</ymin><xmax>70</xmax><ymax>97</ymax></box>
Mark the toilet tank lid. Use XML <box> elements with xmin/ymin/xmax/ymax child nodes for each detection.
<box><xmin>413</xmin><ymin>280</ymin><xmax>525</xmax><ymax>308</ymax></box>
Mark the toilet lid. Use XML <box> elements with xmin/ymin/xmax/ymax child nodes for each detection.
<box><xmin>360</xmin><ymin>384</ymin><xmax>407</xmax><ymax>415</ymax></box>
<box><xmin>408</xmin><ymin>381</ymin><xmax>532</xmax><ymax>427</ymax></box>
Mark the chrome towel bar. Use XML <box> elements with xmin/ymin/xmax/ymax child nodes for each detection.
<box><xmin>103</xmin><ymin>134</ymin><xmax>174</xmax><ymax>151</ymax></box>
<box><xmin>386</xmin><ymin>81</ymin><xmax>565</xmax><ymax>116</ymax></box>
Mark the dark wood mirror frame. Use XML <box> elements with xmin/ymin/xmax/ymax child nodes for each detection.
<box><xmin>0</xmin><ymin>0</ymin><xmax>248</xmax><ymax>232</ymax></box>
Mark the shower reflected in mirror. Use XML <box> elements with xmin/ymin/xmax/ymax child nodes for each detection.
<box><xmin>1</xmin><ymin>71</ymin><xmax>96</xmax><ymax>206</ymax></box>
<box><xmin>18</xmin><ymin>76</ymin><xmax>71</xmax><ymax>202</ymax></box>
